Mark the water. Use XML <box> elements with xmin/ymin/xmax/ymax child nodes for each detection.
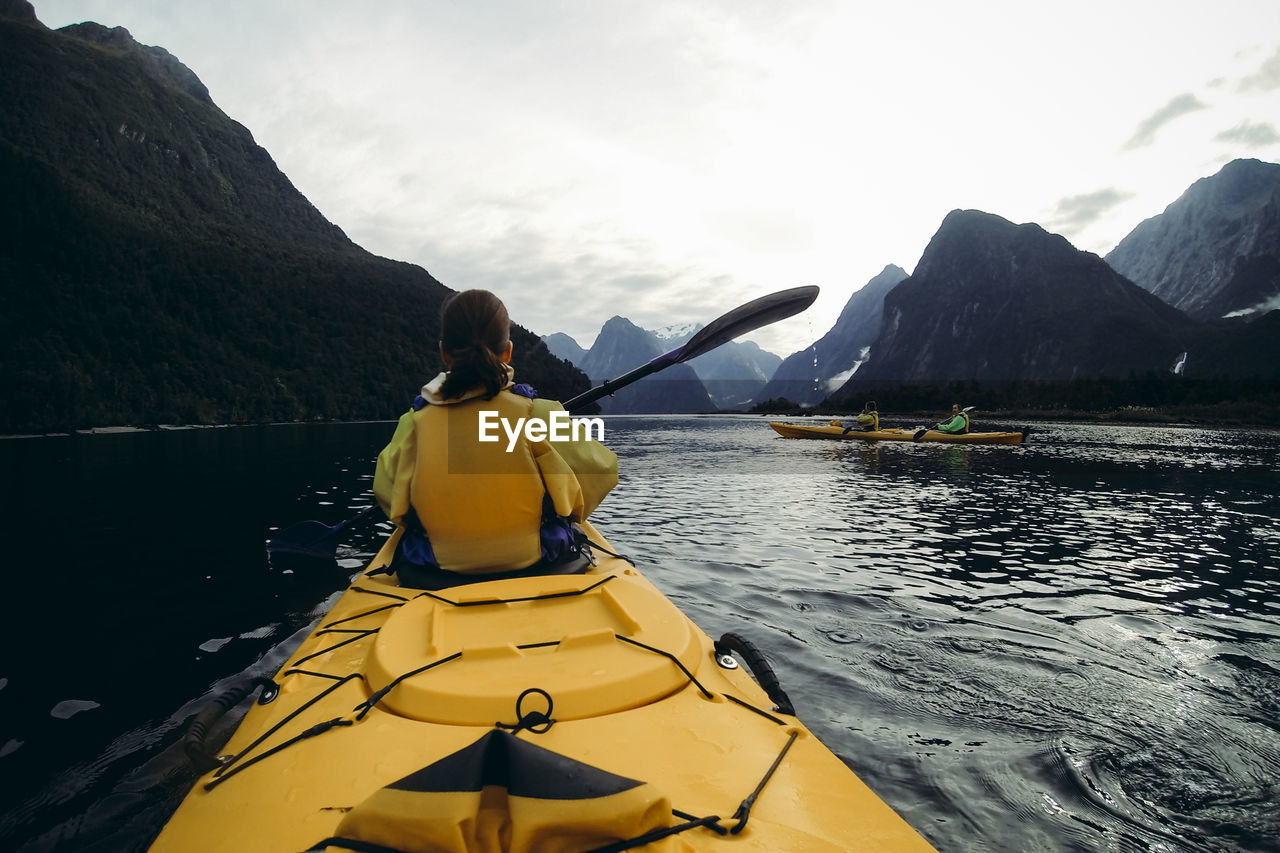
<box><xmin>1</xmin><ymin>416</ymin><xmax>1278</xmax><ymax>851</ymax></box>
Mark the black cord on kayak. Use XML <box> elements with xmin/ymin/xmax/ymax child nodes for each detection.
<box><xmin>291</xmin><ymin>628</ymin><xmax>379</xmax><ymax>670</ymax></box>
<box><xmin>303</xmin><ymin>837</ymin><xmax>411</xmax><ymax>853</ymax></box>
<box><xmin>320</xmin><ymin>603</ymin><xmax>404</xmax><ymax>630</ymax></box>
<box><xmin>208</xmin><ymin>673</ymin><xmax>364</xmax><ymax>785</ymax></box>
<box><xmin>586</xmin><ymin>811</ymin><xmax>729</xmax><ymax>852</ymax></box>
<box><xmin>355</xmin><ymin>652</ymin><xmax>463</xmax><ymax>720</ymax></box>
<box><xmin>722</xmin><ymin>693</ymin><xmax>786</xmax><ymax>726</ymax></box>
<box><xmin>495</xmin><ymin>687</ymin><xmax>556</xmax><ymax>734</ymax></box>
<box><xmin>350</xmin><ymin>585</ymin><xmax>412</xmax><ymax>602</ymax></box>
<box><xmin>587</xmin><ymin>540</ymin><xmax>635</xmax><ymax>566</ymax></box>
<box><xmin>615</xmin><ymin>636</ymin><xmax>714</xmax><ymax>699</ymax></box>
<box><xmin>730</xmin><ymin>730</ymin><xmax>799</xmax><ymax>834</ymax></box>
<box><xmin>413</xmin><ymin>575</ymin><xmax>618</xmax><ymax>608</ymax></box>
<box><xmin>205</xmin><ymin>717</ymin><xmax>355</xmax><ymax>791</ymax></box>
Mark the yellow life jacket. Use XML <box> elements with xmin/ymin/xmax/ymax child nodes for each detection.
<box><xmin>857</xmin><ymin>412</ymin><xmax>879</xmax><ymax>430</ymax></box>
<box><xmin>373</xmin><ymin>373</ymin><xmax>617</xmax><ymax>575</ymax></box>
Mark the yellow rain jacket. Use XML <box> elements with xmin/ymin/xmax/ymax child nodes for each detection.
<box><xmin>373</xmin><ymin>371</ymin><xmax>617</xmax><ymax>574</ymax></box>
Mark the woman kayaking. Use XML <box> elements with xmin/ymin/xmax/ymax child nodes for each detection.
<box><xmin>159</xmin><ymin>285</ymin><xmax>936</xmax><ymax>853</ymax></box>
<box><xmin>372</xmin><ymin>289</ymin><xmax>617</xmax><ymax>585</ymax></box>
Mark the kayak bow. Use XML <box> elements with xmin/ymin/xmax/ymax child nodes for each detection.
<box><xmin>153</xmin><ymin>523</ymin><xmax>937</xmax><ymax>852</ymax></box>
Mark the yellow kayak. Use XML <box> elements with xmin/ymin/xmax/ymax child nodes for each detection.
<box><xmin>771</xmin><ymin>422</ymin><xmax>1026</xmax><ymax>445</ymax></box>
<box><xmin>152</xmin><ymin>522</ymin><xmax>937</xmax><ymax>852</ymax></box>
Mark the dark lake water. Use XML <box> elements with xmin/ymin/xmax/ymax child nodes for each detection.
<box><xmin>1</xmin><ymin>416</ymin><xmax>1278</xmax><ymax>852</ymax></box>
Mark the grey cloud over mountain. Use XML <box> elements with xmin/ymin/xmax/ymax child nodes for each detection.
<box><xmin>1123</xmin><ymin>94</ymin><xmax>1209</xmax><ymax>150</ymax></box>
<box><xmin>1215</xmin><ymin>120</ymin><xmax>1280</xmax><ymax>147</ymax></box>
<box><xmin>1046</xmin><ymin>187</ymin><xmax>1135</xmax><ymax>233</ymax></box>
<box><xmin>1239</xmin><ymin>45</ymin><xmax>1280</xmax><ymax>92</ymax></box>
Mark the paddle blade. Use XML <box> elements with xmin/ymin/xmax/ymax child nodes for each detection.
<box><xmin>266</xmin><ymin>504</ymin><xmax>380</xmax><ymax>560</ymax></box>
<box><xmin>674</xmin><ymin>285</ymin><xmax>819</xmax><ymax>364</ymax></box>
<box><xmin>266</xmin><ymin>519</ymin><xmax>347</xmax><ymax>560</ymax></box>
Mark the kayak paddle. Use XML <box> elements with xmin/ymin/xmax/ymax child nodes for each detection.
<box><xmin>268</xmin><ymin>285</ymin><xmax>820</xmax><ymax>559</ymax></box>
<box><xmin>563</xmin><ymin>285</ymin><xmax>819</xmax><ymax>413</ymax></box>
<box><xmin>267</xmin><ymin>503</ymin><xmax>380</xmax><ymax>559</ymax></box>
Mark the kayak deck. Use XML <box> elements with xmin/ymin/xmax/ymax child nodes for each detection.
<box><xmin>151</xmin><ymin>522</ymin><xmax>936</xmax><ymax>852</ymax></box>
<box><xmin>770</xmin><ymin>421</ymin><xmax>1025</xmax><ymax>445</ymax></box>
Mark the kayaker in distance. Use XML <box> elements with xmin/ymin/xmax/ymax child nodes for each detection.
<box><xmin>842</xmin><ymin>400</ymin><xmax>879</xmax><ymax>433</ymax></box>
<box><xmin>933</xmin><ymin>403</ymin><xmax>971</xmax><ymax>434</ymax></box>
<box><xmin>372</xmin><ymin>289</ymin><xmax>617</xmax><ymax>586</ymax></box>
<box><xmin>858</xmin><ymin>400</ymin><xmax>879</xmax><ymax>430</ymax></box>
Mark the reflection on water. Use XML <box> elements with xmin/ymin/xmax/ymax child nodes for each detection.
<box><xmin>1</xmin><ymin>417</ymin><xmax>1278</xmax><ymax>851</ymax></box>
<box><xmin>596</xmin><ymin>416</ymin><xmax>1280</xmax><ymax>851</ymax></box>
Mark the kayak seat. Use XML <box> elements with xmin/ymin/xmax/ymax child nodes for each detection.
<box><xmin>393</xmin><ymin>553</ymin><xmax>594</xmax><ymax>591</ymax></box>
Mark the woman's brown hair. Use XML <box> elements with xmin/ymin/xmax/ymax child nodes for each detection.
<box><xmin>438</xmin><ymin>290</ymin><xmax>511</xmax><ymax>400</ymax></box>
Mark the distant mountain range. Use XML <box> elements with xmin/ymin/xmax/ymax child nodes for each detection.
<box><xmin>648</xmin><ymin>324</ymin><xmax>781</xmax><ymax>409</ymax></box>
<box><xmin>2</xmin><ymin>1</ymin><xmax>1277</xmax><ymax>429</ymax></box>
<box><xmin>849</xmin><ymin>210</ymin><xmax>1199</xmax><ymax>383</ymax></box>
<box><xmin>805</xmin><ymin>160</ymin><xmax>1279</xmax><ymax>409</ymax></box>
<box><xmin>0</xmin><ymin>4</ymin><xmax>588</xmax><ymax>433</ymax></box>
<box><xmin>543</xmin><ymin>317</ymin><xmax>779</xmax><ymax>413</ymax></box>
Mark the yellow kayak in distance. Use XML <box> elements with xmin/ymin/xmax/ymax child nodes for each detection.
<box><xmin>151</xmin><ymin>522</ymin><xmax>938</xmax><ymax>852</ymax></box>
<box><xmin>770</xmin><ymin>421</ymin><xmax>1027</xmax><ymax>445</ymax></box>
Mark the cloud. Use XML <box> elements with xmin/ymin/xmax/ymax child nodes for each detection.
<box><xmin>1123</xmin><ymin>93</ymin><xmax>1209</xmax><ymax>150</ymax></box>
<box><xmin>1045</xmin><ymin>187</ymin><xmax>1134</xmax><ymax>232</ymax></box>
<box><xmin>402</xmin><ymin>218</ymin><xmax>738</xmax><ymax>350</ymax></box>
<box><xmin>1223</xmin><ymin>292</ymin><xmax>1280</xmax><ymax>318</ymax></box>
<box><xmin>1239</xmin><ymin>45</ymin><xmax>1280</xmax><ymax>92</ymax></box>
<box><xmin>1214</xmin><ymin>120</ymin><xmax>1280</xmax><ymax>147</ymax></box>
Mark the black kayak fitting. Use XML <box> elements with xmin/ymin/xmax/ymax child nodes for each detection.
<box><xmin>713</xmin><ymin>633</ymin><xmax>795</xmax><ymax>716</ymax></box>
<box><xmin>183</xmin><ymin>676</ymin><xmax>279</xmax><ymax>773</ymax></box>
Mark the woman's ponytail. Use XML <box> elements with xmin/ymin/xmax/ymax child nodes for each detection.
<box><xmin>438</xmin><ymin>290</ymin><xmax>511</xmax><ymax>400</ymax></box>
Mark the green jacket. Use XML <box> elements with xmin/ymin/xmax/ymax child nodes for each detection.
<box><xmin>935</xmin><ymin>411</ymin><xmax>969</xmax><ymax>434</ymax></box>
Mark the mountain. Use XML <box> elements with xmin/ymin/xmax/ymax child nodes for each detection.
<box><xmin>1105</xmin><ymin>159</ymin><xmax>1280</xmax><ymax>321</ymax></box>
<box><xmin>546</xmin><ymin>319</ymin><xmax>779</xmax><ymax>411</ymax></box>
<box><xmin>0</xmin><ymin>6</ymin><xmax>588</xmax><ymax>432</ymax></box>
<box><xmin>575</xmin><ymin>316</ymin><xmax>715</xmax><ymax>414</ymax></box>
<box><xmin>542</xmin><ymin>332</ymin><xmax>588</xmax><ymax>365</ymax></box>
<box><xmin>757</xmin><ymin>264</ymin><xmax>908</xmax><ymax>406</ymax></box>
<box><xmin>646</xmin><ymin>324</ymin><xmax>781</xmax><ymax>409</ymax></box>
<box><xmin>841</xmin><ymin>210</ymin><xmax>1199</xmax><ymax>388</ymax></box>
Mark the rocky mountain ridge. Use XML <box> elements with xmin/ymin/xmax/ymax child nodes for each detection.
<box><xmin>4</xmin><ymin>2</ymin><xmax>1276</xmax><ymax>427</ymax></box>
<box><xmin>758</xmin><ymin>264</ymin><xmax>908</xmax><ymax>406</ymax></box>
<box><xmin>1105</xmin><ymin>158</ymin><xmax>1280</xmax><ymax>321</ymax></box>
<box><xmin>847</xmin><ymin>210</ymin><xmax>1199</xmax><ymax>385</ymax></box>
<box><xmin>0</xmin><ymin>8</ymin><xmax>588</xmax><ymax>432</ymax></box>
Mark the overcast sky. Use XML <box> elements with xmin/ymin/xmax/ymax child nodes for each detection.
<box><xmin>35</xmin><ymin>0</ymin><xmax>1280</xmax><ymax>357</ymax></box>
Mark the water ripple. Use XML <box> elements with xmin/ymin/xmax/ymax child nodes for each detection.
<box><xmin>3</xmin><ymin>417</ymin><xmax>1278</xmax><ymax>852</ymax></box>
